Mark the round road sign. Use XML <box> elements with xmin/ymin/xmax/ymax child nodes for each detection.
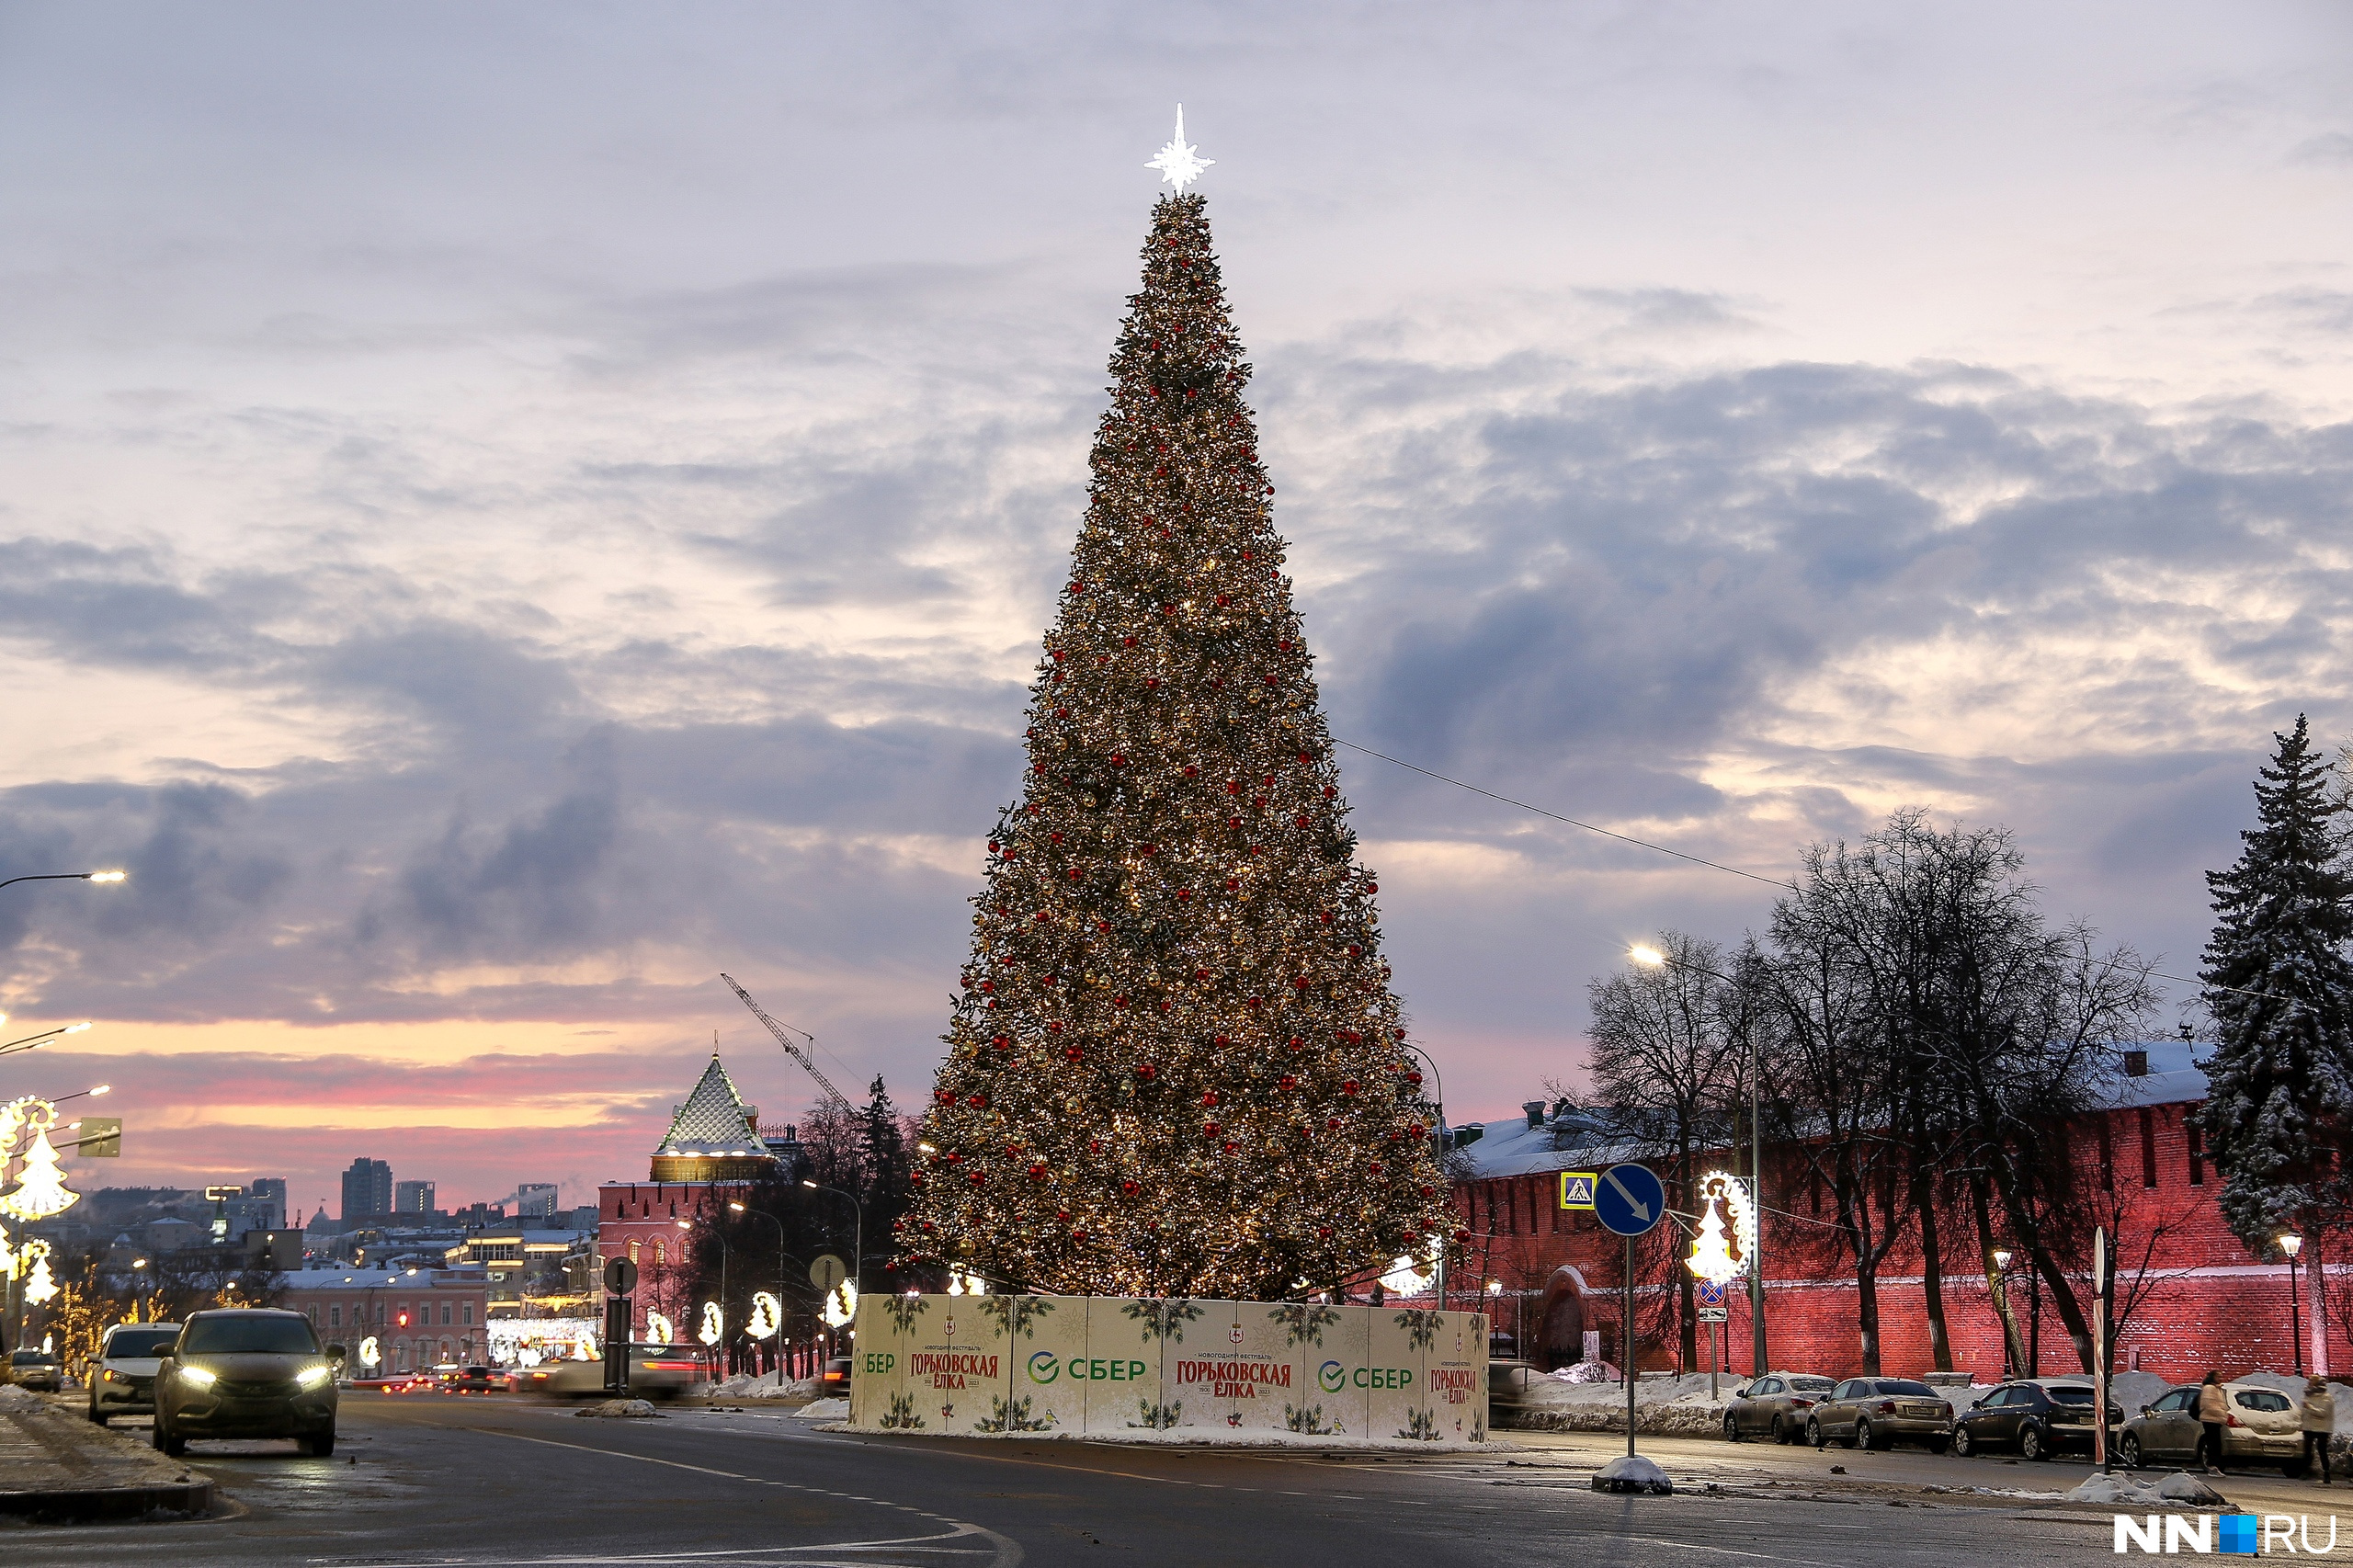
<box><xmin>809</xmin><ymin>1253</ymin><xmax>847</xmax><ymax>1292</ymax></box>
<box><xmin>1593</xmin><ymin>1163</ymin><xmax>1666</xmax><ymax>1237</ymax></box>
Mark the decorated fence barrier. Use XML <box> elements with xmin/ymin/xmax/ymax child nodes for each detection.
<box><xmin>848</xmin><ymin>1295</ymin><xmax>1487</xmax><ymax>1443</ymax></box>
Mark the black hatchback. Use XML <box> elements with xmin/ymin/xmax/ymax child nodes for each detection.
<box><xmin>1950</xmin><ymin>1380</ymin><xmax>2121</xmax><ymax>1461</ymax></box>
<box><xmin>153</xmin><ymin>1308</ymin><xmax>342</xmax><ymax>1456</ymax></box>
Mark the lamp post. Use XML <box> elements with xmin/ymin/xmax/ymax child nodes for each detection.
<box><xmin>1629</xmin><ymin>943</ymin><xmax>1767</xmax><ymax>1378</ymax></box>
<box><xmin>0</xmin><ymin>871</ymin><xmax>126</xmax><ymax>893</ymax></box>
<box><xmin>801</xmin><ymin>1180</ymin><xmax>863</xmax><ymax>1291</ymax></box>
<box><xmin>1404</xmin><ymin>1043</ymin><xmax>1448</xmax><ymax>1312</ymax></box>
<box><xmin>679</xmin><ymin>1219</ymin><xmax>726</xmax><ymax>1378</ymax></box>
<box><xmin>729</xmin><ymin>1201</ymin><xmax>790</xmax><ymax>1385</ymax></box>
<box><xmin>0</xmin><ymin>1022</ymin><xmax>94</xmax><ymax>1062</ymax></box>
<box><xmin>2280</xmin><ymin>1233</ymin><xmax>2305</xmax><ymax>1377</ymax></box>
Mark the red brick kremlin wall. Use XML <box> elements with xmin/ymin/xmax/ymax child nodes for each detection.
<box><xmin>1449</xmin><ymin>1092</ymin><xmax>2331</xmax><ymax>1384</ymax></box>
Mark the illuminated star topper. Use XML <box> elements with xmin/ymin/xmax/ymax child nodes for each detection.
<box><xmin>1146</xmin><ymin>104</ymin><xmax>1214</xmax><ymax>193</ymax></box>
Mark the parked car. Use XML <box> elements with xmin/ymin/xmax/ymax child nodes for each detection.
<box><xmin>6</xmin><ymin>1347</ymin><xmax>62</xmax><ymax>1392</ymax></box>
<box><xmin>152</xmin><ymin>1307</ymin><xmax>342</xmax><ymax>1457</ymax></box>
<box><xmin>1722</xmin><ymin>1371</ymin><xmax>1838</xmax><ymax>1444</ymax></box>
<box><xmin>2119</xmin><ymin>1381</ymin><xmax>2308</xmax><ymax>1474</ymax></box>
<box><xmin>1804</xmin><ymin>1378</ymin><xmax>1954</xmax><ymax>1452</ymax></box>
<box><xmin>86</xmin><ymin>1321</ymin><xmax>181</xmax><ymax>1424</ymax></box>
<box><xmin>1949</xmin><ymin>1380</ymin><xmax>2121</xmax><ymax>1460</ymax></box>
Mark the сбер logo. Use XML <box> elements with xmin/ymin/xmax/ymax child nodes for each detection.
<box><xmin>1028</xmin><ymin>1350</ymin><xmax>1060</xmax><ymax>1385</ymax></box>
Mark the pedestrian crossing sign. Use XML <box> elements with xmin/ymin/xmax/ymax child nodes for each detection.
<box><xmin>1559</xmin><ymin>1171</ymin><xmax>1597</xmax><ymax>1210</ymax></box>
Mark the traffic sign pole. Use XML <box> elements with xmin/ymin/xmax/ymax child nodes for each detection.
<box><xmin>1625</xmin><ymin>1233</ymin><xmax>1637</xmax><ymax>1458</ymax></box>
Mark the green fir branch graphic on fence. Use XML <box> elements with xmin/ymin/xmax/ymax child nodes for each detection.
<box><xmin>1121</xmin><ymin>1298</ymin><xmax>1204</xmax><ymax>1344</ymax></box>
<box><xmin>1267</xmin><ymin>1303</ymin><xmax>1343</xmax><ymax>1347</ymax></box>
<box><xmin>1392</xmin><ymin>1309</ymin><xmax>1440</xmax><ymax>1350</ymax></box>
<box><xmin>1396</xmin><ymin>1408</ymin><xmax>1440</xmax><ymax>1441</ymax></box>
<box><xmin>979</xmin><ymin>1295</ymin><xmax>1056</xmax><ymax>1340</ymax></box>
<box><xmin>1284</xmin><ymin>1402</ymin><xmax>1342</xmax><ymax>1436</ymax></box>
<box><xmin>883</xmin><ymin>1296</ymin><xmax>929</xmax><ymax>1335</ymax></box>
<box><xmin>880</xmin><ymin>1392</ymin><xmax>925</xmax><ymax>1430</ymax></box>
<box><xmin>1129</xmin><ymin>1397</ymin><xmax>1183</xmax><ymax>1430</ymax></box>
<box><xmin>978</xmin><ymin>1394</ymin><xmax>1057</xmax><ymax>1433</ymax></box>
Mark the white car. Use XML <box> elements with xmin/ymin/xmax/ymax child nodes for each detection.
<box><xmin>87</xmin><ymin>1321</ymin><xmax>182</xmax><ymax>1425</ymax></box>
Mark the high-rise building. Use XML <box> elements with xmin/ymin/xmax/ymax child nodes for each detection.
<box><xmin>515</xmin><ymin>1183</ymin><xmax>560</xmax><ymax>1221</ymax></box>
<box><xmin>393</xmin><ymin>1180</ymin><xmax>436</xmax><ymax>1215</ymax></box>
<box><xmin>246</xmin><ymin>1177</ymin><xmax>289</xmax><ymax>1230</ymax></box>
<box><xmin>340</xmin><ymin>1157</ymin><xmax>392</xmax><ymax>1221</ymax></box>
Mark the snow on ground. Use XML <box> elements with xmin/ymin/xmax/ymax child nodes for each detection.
<box><xmin>795</xmin><ymin>1397</ymin><xmax>850</xmax><ymax>1420</ymax></box>
<box><xmin>712</xmin><ymin>1372</ymin><xmax>818</xmax><ymax>1401</ymax></box>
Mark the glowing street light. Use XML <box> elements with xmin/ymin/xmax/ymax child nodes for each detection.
<box><xmin>0</xmin><ymin>870</ymin><xmax>126</xmax><ymax>892</ymax></box>
<box><xmin>2281</xmin><ymin>1233</ymin><xmax>2307</xmax><ymax>1376</ymax></box>
<box><xmin>0</xmin><ymin>1022</ymin><xmax>93</xmax><ymax>1062</ymax></box>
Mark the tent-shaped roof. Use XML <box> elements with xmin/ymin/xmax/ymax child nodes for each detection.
<box><xmin>655</xmin><ymin>1054</ymin><xmax>767</xmax><ymax>1158</ymax></box>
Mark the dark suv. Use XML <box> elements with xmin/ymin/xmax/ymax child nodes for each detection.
<box><xmin>153</xmin><ymin>1308</ymin><xmax>342</xmax><ymax>1456</ymax></box>
<box><xmin>1950</xmin><ymin>1380</ymin><xmax>2122</xmax><ymax>1460</ymax></box>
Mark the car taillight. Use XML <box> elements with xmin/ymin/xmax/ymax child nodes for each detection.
<box><xmin>1790</xmin><ymin>1397</ymin><xmax>1813</xmax><ymax>1408</ymax></box>
<box><xmin>2227</xmin><ymin>1415</ymin><xmax>2245</xmax><ymax>1428</ymax></box>
<box><xmin>1877</xmin><ymin>1401</ymin><xmax>1897</xmax><ymax>1415</ymax></box>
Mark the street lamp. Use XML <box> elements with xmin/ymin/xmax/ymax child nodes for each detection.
<box><xmin>0</xmin><ymin>1022</ymin><xmax>93</xmax><ymax>1062</ymax></box>
<box><xmin>1628</xmin><ymin>942</ymin><xmax>1767</xmax><ymax>1377</ymax></box>
<box><xmin>0</xmin><ymin>870</ymin><xmax>126</xmax><ymax>892</ymax></box>
<box><xmin>1402</xmin><ymin>1043</ymin><xmax>1448</xmax><ymax>1311</ymax></box>
<box><xmin>730</xmin><ymin>1200</ymin><xmax>792</xmax><ymax>1385</ymax></box>
<box><xmin>679</xmin><ymin>1218</ymin><xmax>728</xmax><ymax>1379</ymax></box>
<box><xmin>2280</xmin><ymin>1233</ymin><xmax>2305</xmax><ymax>1376</ymax></box>
<box><xmin>801</xmin><ymin>1180</ymin><xmax>863</xmax><ymax>1291</ymax></box>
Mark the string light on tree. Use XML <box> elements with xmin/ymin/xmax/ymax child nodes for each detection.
<box><xmin>902</xmin><ymin>115</ymin><xmax>1449</xmax><ymax>1300</ymax></box>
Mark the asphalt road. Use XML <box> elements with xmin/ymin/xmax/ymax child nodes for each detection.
<box><xmin>9</xmin><ymin>1394</ymin><xmax>2263</xmax><ymax>1567</ymax></box>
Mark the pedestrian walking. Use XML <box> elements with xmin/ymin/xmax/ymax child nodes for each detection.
<box><xmin>2199</xmin><ymin>1371</ymin><xmax>2232</xmax><ymax>1474</ymax></box>
<box><xmin>2303</xmin><ymin>1377</ymin><xmax>2336</xmax><ymax>1483</ymax></box>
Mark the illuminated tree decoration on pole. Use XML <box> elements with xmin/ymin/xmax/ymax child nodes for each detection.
<box><xmin>24</xmin><ymin>1244</ymin><xmax>57</xmax><ymax>1305</ymax></box>
<box><xmin>0</xmin><ymin>1101</ymin><xmax>80</xmax><ymax>1221</ymax></box>
<box><xmin>902</xmin><ymin>123</ymin><xmax>1449</xmax><ymax>1301</ymax></box>
<box><xmin>698</xmin><ymin>1301</ymin><xmax>723</xmax><ymax>1346</ymax></box>
<box><xmin>748</xmin><ymin>1291</ymin><xmax>782</xmax><ymax>1340</ymax></box>
<box><xmin>1685</xmin><ymin>1172</ymin><xmax>1756</xmax><ymax>1286</ymax></box>
<box><xmin>821</xmin><ymin>1280</ymin><xmax>858</xmax><ymax>1329</ymax></box>
<box><xmin>645</xmin><ymin>1311</ymin><xmax>676</xmax><ymax>1346</ymax></box>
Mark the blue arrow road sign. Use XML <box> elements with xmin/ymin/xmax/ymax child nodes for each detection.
<box><xmin>1594</xmin><ymin>1162</ymin><xmax>1665</xmax><ymax>1237</ymax></box>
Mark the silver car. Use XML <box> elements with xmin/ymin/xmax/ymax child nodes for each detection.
<box><xmin>1722</xmin><ymin>1371</ymin><xmax>1838</xmax><ymax>1444</ymax></box>
<box><xmin>2119</xmin><ymin>1381</ymin><xmax>2308</xmax><ymax>1475</ymax></box>
<box><xmin>87</xmin><ymin>1321</ymin><xmax>181</xmax><ymax>1424</ymax></box>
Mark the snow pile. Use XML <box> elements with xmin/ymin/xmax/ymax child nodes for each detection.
<box><xmin>795</xmin><ymin>1397</ymin><xmax>851</xmax><ymax>1420</ymax></box>
<box><xmin>1591</xmin><ymin>1453</ymin><xmax>1673</xmax><ymax>1494</ymax></box>
<box><xmin>714</xmin><ymin>1372</ymin><xmax>817</xmax><ymax>1401</ymax></box>
<box><xmin>1501</xmin><ymin>1371</ymin><xmax>1734</xmax><ymax>1435</ymax></box>
<box><xmin>576</xmin><ymin>1399</ymin><xmax>665</xmax><ymax>1419</ymax></box>
<box><xmin>2159</xmin><ymin>1471</ymin><xmax>2230</xmax><ymax>1505</ymax></box>
<box><xmin>2067</xmin><ymin>1472</ymin><xmax>2180</xmax><ymax>1507</ymax></box>
<box><xmin>0</xmin><ymin>1384</ymin><xmax>50</xmax><ymax>1413</ymax></box>
<box><xmin>1552</xmin><ymin>1361</ymin><xmax>1618</xmax><ymax>1384</ymax></box>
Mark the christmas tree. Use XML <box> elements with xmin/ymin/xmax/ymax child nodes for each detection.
<box><xmin>901</xmin><ymin>143</ymin><xmax>1449</xmax><ymax>1301</ymax></box>
<box><xmin>2199</xmin><ymin>715</ymin><xmax>2353</xmax><ymax>1249</ymax></box>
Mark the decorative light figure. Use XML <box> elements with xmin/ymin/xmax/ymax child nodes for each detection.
<box><xmin>645</xmin><ymin>1311</ymin><xmax>676</xmax><ymax>1345</ymax></box>
<box><xmin>23</xmin><ymin>1244</ymin><xmax>56</xmax><ymax>1304</ymax></box>
<box><xmin>573</xmin><ymin>1333</ymin><xmax>596</xmax><ymax>1361</ymax></box>
<box><xmin>0</xmin><ymin>1099</ymin><xmax>79</xmax><ymax>1221</ymax></box>
<box><xmin>698</xmin><ymin>1301</ymin><xmax>723</xmax><ymax>1346</ymax></box>
<box><xmin>1145</xmin><ymin>104</ymin><xmax>1214</xmax><ymax>193</ymax></box>
<box><xmin>1686</xmin><ymin>1171</ymin><xmax>1756</xmax><ymax>1286</ymax></box>
<box><xmin>747</xmin><ymin>1291</ymin><xmax>782</xmax><ymax>1339</ymax></box>
<box><xmin>358</xmin><ymin>1335</ymin><xmax>381</xmax><ymax>1369</ymax></box>
<box><xmin>821</xmin><ymin>1279</ymin><xmax>858</xmax><ymax>1328</ymax></box>
<box><xmin>945</xmin><ymin>1266</ymin><xmax>990</xmax><ymax>1297</ymax></box>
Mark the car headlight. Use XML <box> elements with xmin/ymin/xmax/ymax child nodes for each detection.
<box><xmin>177</xmin><ymin>1366</ymin><xmax>218</xmax><ymax>1389</ymax></box>
<box><xmin>298</xmin><ymin>1365</ymin><xmax>333</xmax><ymax>1391</ymax></box>
<box><xmin>103</xmin><ymin>1368</ymin><xmax>121</xmax><ymax>1382</ymax></box>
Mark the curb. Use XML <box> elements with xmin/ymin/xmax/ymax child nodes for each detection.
<box><xmin>0</xmin><ymin>1476</ymin><xmax>216</xmax><ymax>1525</ymax></box>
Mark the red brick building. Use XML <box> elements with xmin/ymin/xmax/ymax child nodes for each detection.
<box><xmin>1445</xmin><ymin>1057</ymin><xmax>2329</xmax><ymax>1383</ymax></box>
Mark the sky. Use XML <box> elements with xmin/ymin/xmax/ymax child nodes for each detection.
<box><xmin>3</xmin><ymin>1</ymin><xmax>2350</xmax><ymax>1217</ymax></box>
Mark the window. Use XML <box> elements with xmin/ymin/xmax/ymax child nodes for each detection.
<box><xmin>330</xmin><ymin>1304</ymin><xmax>343</xmax><ymax>1328</ymax></box>
<box><xmin>2139</xmin><ymin>1108</ymin><xmax>2158</xmax><ymax>1188</ymax></box>
<box><xmin>2047</xmin><ymin>1387</ymin><xmax>2097</xmax><ymax>1405</ymax></box>
<box><xmin>2154</xmin><ymin>1390</ymin><xmax>2192</xmax><ymax>1413</ymax></box>
<box><xmin>1756</xmin><ymin>1379</ymin><xmax>1781</xmax><ymax>1395</ymax></box>
<box><xmin>2187</xmin><ymin>1121</ymin><xmax>2206</xmax><ymax>1187</ymax></box>
<box><xmin>181</xmin><ymin>1316</ymin><xmax>319</xmax><ymax>1355</ymax></box>
<box><xmin>1876</xmin><ymin>1381</ymin><xmax>1933</xmax><ymax>1396</ymax></box>
<box><xmin>1978</xmin><ymin>1388</ymin><xmax>2010</xmax><ymax>1408</ymax></box>
<box><xmin>462</xmin><ymin>1302</ymin><xmax>473</xmax><ymax>1325</ymax></box>
<box><xmin>2235</xmin><ymin>1389</ymin><xmax>2292</xmax><ymax>1413</ymax></box>
<box><xmin>441</xmin><ymin>1301</ymin><xmax>452</xmax><ymax>1326</ymax></box>
<box><xmin>628</xmin><ymin>1241</ymin><xmax>640</xmax><ymax>1264</ymax></box>
<box><xmin>654</xmin><ymin>1241</ymin><xmax>665</xmax><ymax>1267</ymax></box>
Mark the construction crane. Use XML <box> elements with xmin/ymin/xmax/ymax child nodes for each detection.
<box><xmin>720</xmin><ymin>973</ymin><xmax>854</xmax><ymax>1113</ymax></box>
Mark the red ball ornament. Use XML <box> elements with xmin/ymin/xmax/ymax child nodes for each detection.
<box><xmin>1341</xmin><ymin>1081</ymin><xmax>1359</xmax><ymax>1095</ymax></box>
<box><xmin>1369</xmin><ymin>1162</ymin><xmax>1383</xmax><ymax>1176</ymax></box>
<box><xmin>1137</xmin><ymin>1063</ymin><xmax>1158</xmax><ymax>1080</ymax></box>
<box><xmin>1201</xmin><ymin>1091</ymin><xmax>1220</xmax><ymax>1107</ymax></box>
<box><xmin>1122</xmin><ymin>1180</ymin><xmax>1140</xmax><ymax>1195</ymax></box>
<box><xmin>1064</xmin><ymin>1045</ymin><xmax>1084</xmax><ymax>1062</ymax></box>
<box><xmin>1278</xmin><ymin>1074</ymin><xmax>1296</xmax><ymax>1090</ymax></box>
<box><xmin>1419</xmin><ymin>1185</ymin><xmax>1435</xmax><ymax>1198</ymax></box>
<box><xmin>1202</xmin><ymin>1122</ymin><xmax>1221</xmax><ymax>1138</ymax></box>
<box><xmin>1316</xmin><ymin>1226</ymin><xmax>1333</xmax><ymax>1240</ymax></box>
<box><xmin>1089</xmin><ymin>1139</ymin><xmax>1103</xmax><ymax>1153</ymax></box>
